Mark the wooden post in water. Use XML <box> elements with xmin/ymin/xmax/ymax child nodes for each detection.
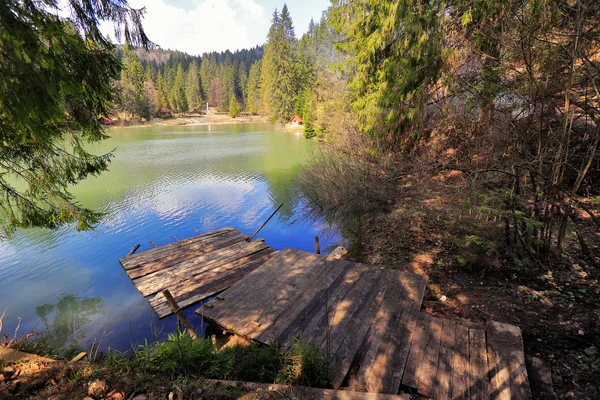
<box><xmin>127</xmin><ymin>244</ymin><xmax>140</xmax><ymax>256</ymax></box>
<box><xmin>162</xmin><ymin>289</ymin><xmax>197</xmax><ymax>340</ymax></box>
<box><xmin>314</xmin><ymin>236</ymin><xmax>321</xmax><ymax>254</ymax></box>
<box><xmin>247</xmin><ymin>203</ymin><xmax>283</xmax><ymax>242</ymax></box>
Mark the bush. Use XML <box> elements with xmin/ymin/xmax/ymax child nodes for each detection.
<box><xmin>455</xmin><ymin>234</ymin><xmax>499</xmax><ymax>271</ymax></box>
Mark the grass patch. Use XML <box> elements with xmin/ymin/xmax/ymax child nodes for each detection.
<box><xmin>101</xmin><ymin>331</ymin><xmax>331</xmax><ymax>388</ymax></box>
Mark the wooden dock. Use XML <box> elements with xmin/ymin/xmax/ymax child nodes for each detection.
<box><xmin>119</xmin><ymin>227</ymin><xmax>276</xmax><ymax>318</ymax></box>
<box><xmin>120</xmin><ymin>229</ymin><xmax>532</xmax><ymax>398</ymax></box>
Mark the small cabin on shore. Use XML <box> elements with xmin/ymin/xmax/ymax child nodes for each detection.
<box><xmin>98</xmin><ymin>115</ymin><xmax>115</xmax><ymax>125</ymax></box>
<box><xmin>156</xmin><ymin>107</ymin><xmax>173</xmax><ymax>119</ymax></box>
<box><xmin>289</xmin><ymin>114</ymin><xmax>303</xmax><ymax>126</ymax></box>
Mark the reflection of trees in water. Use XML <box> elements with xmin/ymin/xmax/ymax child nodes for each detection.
<box><xmin>35</xmin><ymin>294</ymin><xmax>105</xmax><ymax>350</ymax></box>
<box><xmin>262</xmin><ymin>166</ymin><xmax>303</xmax><ymax>221</ymax></box>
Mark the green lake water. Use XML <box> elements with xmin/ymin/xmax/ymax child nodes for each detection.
<box><xmin>0</xmin><ymin>124</ymin><xmax>343</xmax><ymax>351</ymax></box>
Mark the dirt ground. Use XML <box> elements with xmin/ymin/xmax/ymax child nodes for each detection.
<box><xmin>356</xmin><ymin>174</ymin><xmax>600</xmax><ymax>400</ymax></box>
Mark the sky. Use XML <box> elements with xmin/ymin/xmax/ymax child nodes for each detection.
<box><xmin>108</xmin><ymin>0</ymin><xmax>331</xmax><ymax>55</ymax></box>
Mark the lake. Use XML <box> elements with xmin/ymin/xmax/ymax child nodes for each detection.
<box><xmin>0</xmin><ymin>124</ymin><xmax>343</xmax><ymax>352</ymax></box>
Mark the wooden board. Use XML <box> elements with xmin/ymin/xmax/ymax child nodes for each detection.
<box><xmin>119</xmin><ymin>228</ymin><xmax>276</xmax><ymax>318</ymax></box>
<box><xmin>351</xmin><ymin>270</ymin><xmax>427</xmax><ymax>394</ymax></box>
<box><xmin>468</xmin><ymin>328</ymin><xmax>489</xmax><ymax>399</ymax></box>
<box><xmin>198</xmin><ymin>249</ymin><xmax>430</xmax><ymax>393</ymax></box>
<box><xmin>118</xmin><ymin>229</ymin><xmax>534</xmax><ymax>398</ymax></box>
<box><xmin>486</xmin><ymin>321</ymin><xmax>532</xmax><ymax>400</ymax></box>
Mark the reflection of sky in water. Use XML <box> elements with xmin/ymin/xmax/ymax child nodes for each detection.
<box><xmin>0</xmin><ymin>124</ymin><xmax>344</xmax><ymax>352</ymax></box>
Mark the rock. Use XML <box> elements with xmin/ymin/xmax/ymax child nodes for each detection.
<box><xmin>525</xmin><ymin>356</ymin><xmax>558</xmax><ymax>399</ymax></box>
<box><xmin>584</xmin><ymin>346</ymin><xmax>597</xmax><ymax>357</ymax></box>
<box><xmin>132</xmin><ymin>395</ymin><xmax>149</xmax><ymax>400</ymax></box>
<box><xmin>83</xmin><ymin>397</ymin><xmax>94</xmax><ymax>400</ymax></box>
<box><xmin>87</xmin><ymin>379</ymin><xmax>107</xmax><ymax>397</ymax></box>
<box><xmin>326</xmin><ymin>246</ymin><xmax>348</xmax><ymax>260</ymax></box>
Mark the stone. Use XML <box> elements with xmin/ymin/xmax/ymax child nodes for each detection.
<box><xmin>132</xmin><ymin>395</ymin><xmax>149</xmax><ymax>400</ymax></box>
<box><xmin>87</xmin><ymin>379</ymin><xmax>107</xmax><ymax>397</ymax></box>
<box><xmin>326</xmin><ymin>246</ymin><xmax>348</xmax><ymax>260</ymax></box>
<box><xmin>584</xmin><ymin>346</ymin><xmax>597</xmax><ymax>356</ymax></box>
<box><xmin>83</xmin><ymin>397</ymin><xmax>94</xmax><ymax>400</ymax></box>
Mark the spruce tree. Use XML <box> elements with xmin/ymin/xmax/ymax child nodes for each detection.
<box><xmin>260</xmin><ymin>7</ymin><xmax>299</xmax><ymax>122</ymax></box>
<box><xmin>246</xmin><ymin>61</ymin><xmax>262</xmax><ymax>114</ymax></box>
<box><xmin>228</xmin><ymin>96</ymin><xmax>241</xmax><ymax>118</ymax></box>
<box><xmin>170</xmin><ymin>63</ymin><xmax>188</xmax><ymax>113</ymax></box>
<box><xmin>0</xmin><ymin>0</ymin><xmax>150</xmax><ymax>234</ymax></box>
<box><xmin>155</xmin><ymin>72</ymin><xmax>170</xmax><ymax>109</ymax></box>
<box><xmin>186</xmin><ymin>61</ymin><xmax>202</xmax><ymax>112</ymax></box>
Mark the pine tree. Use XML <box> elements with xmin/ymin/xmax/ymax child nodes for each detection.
<box><xmin>186</xmin><ymin>61</ymin><xmax>202</xmax><ymax>112</ymax></box>
<box><xmin>246</xmin><ymin>60</ymin><xmax>262</xmax><ymax>114</ymax></box>
<box><xmin>155</xmin><ymin>71</ymin><xmax>169</xmax><ymax>109</ymax></box>
<box><xmin>260</xmin><ymin>7</ymin><xmax>299</xmax><ymax>122</ymax></box>
<box><xmin>280</xmin><ymin>4</ymin><xmax>296</xmax><ymax>43</ymax></box>
<box><xmin>120</xmin><ymin>45</ymin><xmax>153</xmax><ymax>119</ymax></box>
<box><xmin>229</xmin><ymin>96</ymin><xmax>241</xmax><ymax>118</ymax></box>
<box><xmin>170</xmin><ymin>63</ymin><xmax>188</xmax><ymax>113</ymax></box>
<box><xmin>200</xmin><ymin>53</ymin><xmax>217</xmax><ymax>101</ymax></box>
<box><xmin>0</xmin><ymin>0</ymin><xmax>151</xmax><ymax>234</ymax></box>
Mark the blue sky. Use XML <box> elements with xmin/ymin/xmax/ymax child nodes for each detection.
<box><xmin>117</xmin><ymin>0</ymin><xmax>330</xmax><ymax>55</ymax></box>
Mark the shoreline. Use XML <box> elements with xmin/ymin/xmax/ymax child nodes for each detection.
<box><xmin>105</xmin><ymin>114</ymin><xmax>271</xmax><ymax>130</ymax></box>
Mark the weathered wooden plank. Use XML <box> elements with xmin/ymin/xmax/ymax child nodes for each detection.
<box><xmin>126</xmin><ymin>231</ymin><xmax>248</xmax><ymax>279</ymax></box>
<box><xmin>402</xmin><ymin>313</ymin><xmax>431</xmax><ymax>389</ymax></box>
<box><xmin>146</xmin><ymin>247</ymin><xmax>275</xmax><ymax>304</ymax></box>
<box><xmin>203</xmin><ymin>249</ymin><xmax>302</xmax><ymax>320</ymax></box>
<box><xmin>435</xmin><ymin>319</ymin><xmax>457</xmax><ymax>400</ymax></box>
<box><xmin>329</xmin><ymin>274</ymin><xmax>387</xmax><ymax>389</ymax></box>
<box><xmin>234</xmin><ymin>253</ymin><xmax>329</xmax><ymax>339</ymax></box>
<box><xmin>277</xmin><ymin>260</ymin><xmax>358</xmax><ymax>348</ymax></box>
<box><xmin>320</xmin><ymin>265</ymin><xmax>384</xmax><ymax>352</ymax></box>
<box><xmin>378</xmin><ymin>272</ymin><xmax>427</xmax><ymax>394</ymax></box>
<box><xmin>486</xmin><ymin>321</ymin><xmax>532</xmax><ymax>400</ymax></box>
<box><xmin>452</xmin><ymin>324</ymin><xmax>470</xmax><ymax>400</ymax></box>
<box><xmin>288</xmin><ymin>262</ymin><xmax>366</xmax><ymax>349</ymax></box>
<box><xmin>271</xmin><ymin>259</ymin><xmax>358</xmax><ymax>347</ymax></box>
<box><xmin>487</xmin><ymin>342</ymin><xmax>511</xmax><ymax>400</ymax></box>
<box><xmin>151</xmin><ymin>249</ymin><xmax>277</xmax><ymax>318</ymax></box>
<box><xmin>245</xmin><ymin>255</ymin><xmax>343</xmax><ymax>341</ymax></box>
<box><xmin>416</xmin><ymin>316</ymin><xmax>443</xmax><ymax>397</ymax></box>
<box><xmin>199</xmin><ymin>249</ymin><xmax>305</xmax><ymax>327</ymax></box>
<box><xmin>132</xmin><ymin>241</ymin><xmax>269</xmax><ymax>296</ymax></box>
<box><xmin>353</xmin><ymin>270</ymin><xmax>424</xmax><ymax>394</ymax></box>
<box><xmin>468</xmin><ymin>328</ymin><xmax>488</xmax><ymax>400</ymax></box>
<box><xmin>255</xmin><ymin>258</ymin><xmax>351</xmax><ymax>344</ymax></box>
<box><xmin>213</xmin><ymin>250</ymin><xmax>309</xmax><ymax>325</ymax></box>
<box><xmin>120</xmin><ymin>227</ymin><xmax>236</xmax><ymax>268</ymax></box>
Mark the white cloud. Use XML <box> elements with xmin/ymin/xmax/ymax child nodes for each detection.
<box><xmin>120</xmin><ymin>0</ymin><xmax>266</xmax><ymax>55</ymax></box>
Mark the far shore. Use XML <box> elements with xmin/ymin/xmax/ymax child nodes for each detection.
<box><xmin>106</xmin><ymin>113</ymin><xmax>271</xmax><ymax>130</ymax></box>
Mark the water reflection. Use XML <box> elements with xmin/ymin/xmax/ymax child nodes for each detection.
<box><xmin>35</xmin><ymin>294</ymin><xmax>105</xmax><ymax>350</ymax></box>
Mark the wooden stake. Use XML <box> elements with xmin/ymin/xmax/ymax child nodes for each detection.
<box><xmin>162</xmin><ymin>289</ymin><xmax>197</xmax><ymax>340</ymax></box>
<box><xmin>314</xmin><ymin>236</ymin><xmax>321</xmax><ymax>254</ymax></box>
<box><xmin>247</xmin><ymin>203</ymin><xmax>283</xmax><ymax>242</ymax></box>
<box><xmin>127</xmin><ymin>244</ymin><xmax>140</xmax><ymax>256</ymax></box>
